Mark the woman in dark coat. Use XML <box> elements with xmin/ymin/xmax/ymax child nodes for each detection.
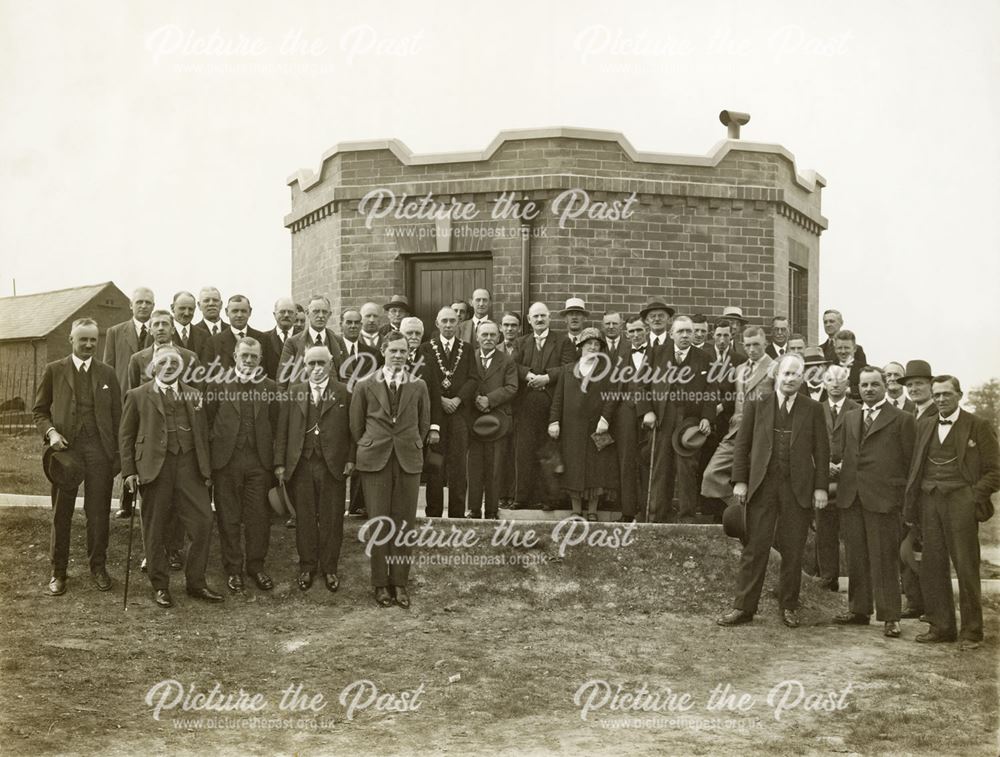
<box><xmin>547</xmin><ymin>328</ymin><xmax>620</xmax><ymax>520</ymax></box>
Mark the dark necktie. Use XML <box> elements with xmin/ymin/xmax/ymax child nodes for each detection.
<box><xmin>139</xmin><ymin>325</ymin><xmax>148</xmax><ymax>345</ymax></box>
<box><xmin>181</xmin><ymin>326</ymin><xmax>189</xmax><ymax>346</ymax></box>
<box><xmin>314</xmin><ymin>333</ymin><xmax>324</xmax><ymax>347</ymax></box>
<box><xmin>864</xmin><ymin>409</ymin><xmax>874</xmax><ymax>430</ymax></box>
<box><xmin>831</xmin><ymin>403</ymin><xmax>839</xmax><ymax>421</ymax></box>
<box><xmin>779</xmin><ymin>398</ymin><xmax>790</xmax><ymax>419</ymax></box>
<box><xmin>237</xmin><ymin>331</ymin><xmax>245</xmax><ymax>340</ymax></box>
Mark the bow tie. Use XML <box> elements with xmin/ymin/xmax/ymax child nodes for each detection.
<box><xmin>632</xmin><ymin>346</ymin><xmax>646</xmax><ymax>354</ymax></box>
<box><xmin>938</xmin><ymin>419</ymin><xmax>953</xmax><ymax>426</ymax></box>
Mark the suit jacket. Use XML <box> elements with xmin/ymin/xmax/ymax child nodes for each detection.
<box><xmin>127</xmin><ymin>345</ymin><xmax>201</xmax><ymax>390</ymax></box>
<box><xmin>206</xmin><ymin>376</ymin><xmax>279</xmax><ymax>470</ymax></box>
<box><xmin>837</xmin><ymin>403</ymin><xmax>916</xmax><ymax>512</ymax></box>
<box><xmin>512</xmin><ymin>331</ymin><xmax>578</xmax><ymax>402</ymax></box>
<box><xmin>824</xmin><ymin>397</ymin><xmax>859</xmax><ymax>465</ymax></box>
<box><xmin>417</xmin><ymin>337</ymin><xmax>478</xmax><ymax>427</ymax></box>
<box><xmin>274</xmin><ymin>380</ymin><xmax>355</xmax><ymax>480</ymax></box>
<box><xmin>471</xmin><ymin>350</ymin><xmax>518</xmax><ymax>416</ymax></box>
<box><xmin>172</xmin><ymin>324</ymin><xmax>209</xmax><ymax>357</ymax></box>
<box><xmin>821</xmin><ymin>340</ymin><xmax>868</xmax><ymax>367</ymax></box>
<box><xmin>708</xmin><ymin>346</ymin><xmax>750</xmax><ymax>423</ymax></box>
<box><xmin>333</xmin><ymin>336</ymin><xmax>381</xmax><ymax>387</ymax></box>
<box><xmin>722</xmin><ymin>355</ymin><xmax>774</xmax><ymax>440</ymax></box>
<box><xmin>261</xmin><ymin>327</ymin><xmax>290</xmax><ymax>381</ymax></box>
<box><xmin>636</xmin><ymin>343</ymin><xmax>717</xmax><ymax>426</ymax></box>
<box><xmin>904</xmin><ymin>409</ymin><xmax>1000</xmax><ymax>522</ymax></box>
<box><xmin>32</xmin><ymin>356</ymin><xmax>121</xmax><ymax>465</ymax></box>
<box><xmin>886</xmin><ymin>396</ymin><xmax>916</xmax><ymax>414</ymax></box>
<box><xmin>764</xmin><ymin>342</ymin><xmax>791</xmax><ymax>360</ymax></box>
<box><xmin>732</xmin><ymin>392</ymin><xmax>830</xmax><ymax>509</ymax></box>
<box><xmin>103</xmin><ymin>320</ymin><xmax>152</xmax><ymax>393</ymax></box>
<box><xmin>277</xmin><ymin>328</ymin><xmax>345</xmax><ymax>389</ymax></box>
<box><xmin>458</xmin><ymin>317</ymin><xmax>494</xmax><ymax>349</ymax></box>
<box><xmin>119</xmin><ymin>381</ymin><xmax>212</xmax><ymax>484</ymax></box>
<box><xmin>359</xmin><ymin>331</ymin><xmax>386</xmax><ymax>359</ymax></box>
<box><xmin>200</xmin><ymin>326</ymin><xmax>268</xmax><ymax>371</ymax></box>
<box><xmin>913</xmin><ymin>402</ymin><xmax>936</xmax><ymax>422</ymax></box>
<box><xmin>192</xmin><ymin>319</ymin><xmax>228</xmax><ymax>338</ymax></box>
<box><xmin>349</xmin><ymin>373</ymin><xmax>431</xmax><ymax>475</ymax></box>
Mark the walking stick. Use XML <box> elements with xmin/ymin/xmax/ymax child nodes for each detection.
<box><xmin>123</xmin><ymin>487</ymin><xmax>140</xmax><ymax>611</ymax></box>
<box><xmin>644</xmin><ymin>425</ymin><xmax>657</xmax><ymax>524</ymax></box>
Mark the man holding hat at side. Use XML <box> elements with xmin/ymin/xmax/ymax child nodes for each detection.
<box><xmin>466</xmin><ymin>320</ymin><xmax>518</xmax><ymax>519</ymax></box>
<box><xmin>33</xmin><ymin>318</ymin><xmax>122</xmax><ymax>596</ymax></box>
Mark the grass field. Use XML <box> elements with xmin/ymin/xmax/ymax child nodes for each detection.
<box><xmin>0</xmin><ymin>506</ymin><xmax>997</xmax><ymax>756</ymax></box>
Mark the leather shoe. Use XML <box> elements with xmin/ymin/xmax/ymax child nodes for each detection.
<box><xmin>959</xmin><ymin>638</ymin><xmax>982</xmax><ymax>650</ymax></box>
<box><xmin>227</xmin><ymin>574</ymin><xmax>244</xmax><ymax>592</ymax></box>
<box><xmin>91</xmin><ymin>568</ymin><xmax>112</xmax><ymax>592</ymax></box>
<box><xmin>251</xmin><ymin>572</ymin><xmax>274</xmax><ymax>591</ymax></box>
<box><xmin>915</xmin><ymin>629</ymin><xmax>957</xmax><ymax>643</ymax></box>
<box><xmin>47</xmin><ymin>576</ymin><xmax>67</xmax><ymax>596</ymax></box>
<box><xmin>285</xmin><ymin>516</ymin><xmax>296</xmax><ymax>529</ymax></box>
<box><xmin>186</xmin><ymin>586</ymin><xmax>224</xmax><ymax>603</ymax></box>
<box><xmin>154</xmin><ymin>589</ymin><xmax>173</xmax><ymax>608</ymax></box>
<box><xmin>324</xmin><ymin>573</ymin><xmax>339</xmax><ymax>593</ymax></box>
<box><xmin>297</xmin><ymin>572</ymin><xmax>314</xmax><ymax>591</ymax></box>
<box><xmin>140</xmin><ymin>558</ymin><xmax>148</xmax><ymax>573</ymax></box>
<box><xmin>394</xmin><ymin>586</ymin><xmax>411</xmax><ymax>609</ymax></box>
<box><xmin>900</xmin><ymin>605</ymin><xmax>923</xmax><ymax>619</ymax></box>
<box><xmin>781</xmin><ymin>609</ymin><xmax>800</xmax><ymax>628</ymax></box>
<box><xmin>833</xmin><ymin>612</ymin><xmax>870</xmax><ymax>625</ymax></box>
<box><xmin>716</xmin><ymin>609</ymin><xmax>753</xmax><ymax>626</ymax></box>
<box><xmin>374</xmin><ymin>587</ymin><xmax>393</xmax><ymax>607</ymax></box>
<box><xmin>884</xmin><ymin>621</ymin><xmax>901</xmax><ymax>638</ymax></box>
<box><xmin>115</xmin><ymin>506</ymin><xmax>132</xmax><ymax>519</ymax></box>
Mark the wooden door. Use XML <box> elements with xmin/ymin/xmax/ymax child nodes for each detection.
<box><xmin>408</xmin><ymin>254</ymin><xmax>492</xmax><ymax>335</ymax></box>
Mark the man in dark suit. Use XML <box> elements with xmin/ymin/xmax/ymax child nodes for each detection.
<box><xmin>905</xmin><ymin>375</ymin><xmax>1000</xmax><ymax>649</ymax></box>
<box><xmin>717</xmin><ymin>353</ymin><xmax>830</xmax><ymax>629</ymax></box>
<box><xmin>496</xmin><ymin>311</ymin><xmax>523</xmax><ymax>508</ymax></box>
<box><xmin>192</xmin><ymin>286</ymin><xmax>227</xmax><ymax>338</ymax></box>
<box><xmin>261</xmin><ymin>297</ymin><xmax>297</xmax><ymax>381</ymax></box>
<box><xmin>832</xmin><ymin>329</ymin><xmax>865</xmax><ymax>401</ymax></box>
<box><xmin>277</xmin><ymin>295</ymin><xmax>345</xmax><ymax>389</ymax></box>
<box><xmin>466</xmin><ymin>321</ymin><xmax>518</xmax><ymax>519</ymax></box>
<box><xmin>902</xmin><ymin>361</ymin><xmax>937</xmax><ymax>422</ymax></box>
<box><xmin>127</xmin><ymin>310</ymin><xmax>200</xmax><ymax>391</ymax></box>
<box><xmin>614</xmin><ymin>316</ymin><xmax>651</xmax><ymax>522</ymax></box>
<box><xmin>690</xmin><ymin>314</ymin><xmax>710</xmax><ymax>350</ymax></box>
<box><xmin>334</xmin><ymin>308</ymin><xmax>380</xmax><ymax>388</ymax></box>
<box><xmin>458</xmin><ymin>288</ymin><xmax>493</xmax><ymax>348</ymax></box>
<box><xmin>350</xmin><ymin>332</ymin><xmax>430</xmax><ymax>608</ymax></box>
<box><xmin>103</xmin><ymin>286</ymin><xmax>155</xmax><ymax>394</ymax></box>
<box><xmin>834</xmin><ymin>367</ymin><xmax>916</xmax><ymax>638</ymax></box>
<box><xmin>359</xmin><ymin>301</ymin><xmax>385</xmax><ymax>356</ymax></box>
<box><xmin>640</xmin><ymin>300</ymin><xmax>674</xmax><ymax>352</ymax></box>
<box><xmin>199</xmin><ymin>295</ymin><xmax>267</xmax><ymax>372</ymax></box>
<box><xmin>512</xmin><ymin>302</ymin><xmax>576</xmax><ymax>509</ymax></box>
<box><xmin>637</xmin><ymin>315</ymin><xmax>716</xmax><ymax>523</ymax></box>
<box><xmin>883</xmin><ymin>362</ymin><xmax>916</xmax><ymax>413</ymax></box>
<box><xmin>274</xmin><ymin>345</ymin><xmax>355</xmax><ymax>592</ymax></box>
<box><xmin>33</xmin><ymin>318</ymin><xmax>121</xmax><ymax>595</ymax></box>
<box><xmin>378</xmin><ymin>294</ymin><xmax>412</xmax><ymax>337</ymax></box>
<box><xmin>812</xmin><ymin>364</ymin><xmax>858</xmax><ymax>592</ymax></box>
<box><xmin>821</xmin><ymin>309</ymin><xmax>868</xmax><ymax>366</ymax></box>
<box><xmin>718</xmin><ymin>306</ymin><xmax>749</xmax><ymax>362</ymax></box>
<box><xmin>419</xmin><ymin>306</ymin><xmax>477</xmax><ymax>519</ymax></box>
<box><xmin>207</xmin><ymin>337</ymin><xmax>279</xmax><ymax>593</ymax></box>
<box><xmin>119</xmin><ymin>346</ymin><xmax>222</xmax><ymax>608</ymax></box>
<box><xmin>171</xmin><ymin>290</ymin><xmax>209</xmax><ymax>357</ymax></box>
<box><xmin>765</xmin><ymin>316</ymin><xmax>791</xmax><ymax>360</ymax></box>
<box><xmin>601</xmin><ymin>312</ymin><xmax>629</xmax><ymax>364</ymax></box>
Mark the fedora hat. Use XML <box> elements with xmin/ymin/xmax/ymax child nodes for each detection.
<box><xmin>672</xmin><ymin>417</ymin><xmax>710</xmax><ymax>457</ymax></box>
<box><xmin>900</xmin><ymin>359</ymin><xmax>933</xmax><ymax>385</ymax></box>
<box><xmin>722</xmin><ymin>502</ymin><xmax>748</xmax><ymax>545</ymax></box>
<box><xmin>43</xmin><ymin>446</ymin><xmax>85</xmax><ymax>491</ymax></box>
<box><xmin>383</xmin><ymin>294</ymin><xmax>413</xmax><ymax>314</ymax></box>
<box><xmin>638</xmin><ymin>300</ymin><xmax>676</xmax><ymax>319</ymax></box>
<box><xmin>424</xmin><ymin>448</ymin><xmax>444</xmax><ymax>471</ymax></box>
<box><xmin>802</xmin><ymin>346</ymin><xmax>830</xmax><ymax>367</ymax></box>
<box><xmin>560</xmin><ymin>297</ymin><xmax>589</xmax><ymax>316</ymax></box>
<box><xmin>720</xmin><ymin>305</ymin><xmax>746</xmax><ymax>322</ymax></box>
<box><xmin>471</xmin><ymin>411</ymin><xmax>510</xmax><ymax>442</ymax></box>
<box><xmin>267</xmin><ymin>482</ymin><xmax>294</xmax><ymax>517</ymax></box>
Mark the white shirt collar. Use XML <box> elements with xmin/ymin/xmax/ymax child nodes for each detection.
<box><xmin>71</xmin><ymin>354</ymin><xmax>92</xmax><ymax>371</ymax></box>
<box><xmin>230</xmin><ymin>325</ymin><xmax>247</xmax><ymax>338</ymax></box>
<box><xmin>342</xmin><ymin>336</ymin><xmax>357</xmax><ymax>348</ymax></box>
<box><xmin>864</xmin><ymin>398</ymin><xmax>887</xmax><ymax>413</ymax></box>
<box><xmin>154</xmin><ymin>378</ymin><xmax>178</xmax><ymax>394</ymax></box>
<box><xmin>940</xmin><ymin>407</ymin><xmax>960</xmax><ymax>423</ymax></box>
<box><xmin>309</xmin><ymin>377</ymin><xmax>329</xmax><ymax>390</ymax></box>
<box><xmin>308</xmin><ymin>327</ymin><xmax>325</xmax><ymax>343</ymax></box>
<box><xmin>381</xmin><ymin>366</ymin><xmax>404</xmax><ymax>385</ymax></box>
<box><xmin>174</xmin><ymin>319</ymin><xmax>189</xmax><ymax>334</ymax></box>
<box><xmin>829</xmin><ymin>397</ymin><xmax>844</xmax><ymax>411</ymax></box>
<box><xmin>534</xmin><ymin>329</ymin><xmax>550</xmax><ymax>341</ymax></box>
<box><xmin>917</xmin><ymin>399</ymin><xmax>934</xmax><ymax>414</ymax></box>
<box><xmin>650</xmin><ymin>331</ymin><xmax>667</xmax><ymax>346</ymax></box>
<box><xmin>480</xmin><ymin>349</ymin><xmax>496</xmax><ymax>359</ymax></box>
<box><xmin>134</xmin><ymin>318</ymin><xmax>148</xmax><ymax>335</ymax></box>
<box><xmin>674</xmin><ymin>346</ymin><xmax>690</xmax><ymax>360</ymax></box>
<box><xmin>440</xmin><ymin>335</ymin><xmax>454</xmax><ymax>349</ymax></box>
<box><xmin>780</xmin><ymin>392</ymin><xmax>797</xmax><ymax>410</ymax></box>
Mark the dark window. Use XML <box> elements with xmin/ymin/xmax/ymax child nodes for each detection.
<box><xmin>788</xmin><ymin>264</ymin><xmax>807</xmax><ymax>335</ymax></box>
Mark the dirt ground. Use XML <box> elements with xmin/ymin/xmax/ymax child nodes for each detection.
<box><xmin>0</xmin><ymin>507</ymin><xmax>997</xmax><ymax>756</ymax></box>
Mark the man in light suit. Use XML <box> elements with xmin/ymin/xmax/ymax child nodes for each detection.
<box><xmin>199</xmin><ymin>294</ymin><xmax>267</xmax><ymax>372</ymax></box>
<box><xmin>103</xmin><ymin>286</ymin><xmax>155</xmax><ymax>394</ymax></box>
<box><xmin>261</xmin><ymin>297</ymin><xmax>297</xmax><ymax>381</ymax></box>
<box><xmin>512</xmin><ymin>302</ymin><xmax>576</xmax><ymax>509</ymax></box>
<box><xmin>192</xmin><ymin>286</ymin><xmax>227</xmax><ymax>338</ymax></box>
<box><xmin>905</xmin><ymin>375</ymin><xmax>1000</xmax><ymax>648</ymax></box>
<box><xmin>350</xmin><ymin>332</ymin><xmax>431</xmax><ymax>609</ymax></box>
<box><xmin>170</xmin><ymin>291</ymin><xmax>209</xmax><ymax>357</ymax></box>
<box><xmin>119</xmin><ymin>346</ymin><xmax>222</xmax><ymax>608</ymax></box>
<box><xmin>278</xmin><ymin>294</ymin><xmax>345</xmax><ymax>389</ymax></box>
<box><xmin>883</xmin><ymin>362</ymin><xmax>916</xmax><ymax>413</ymax></box>
<box><xmin>458</xmin><ymin>288</ymin><xmax>493</xmax><ymax>348</ymax></box>
<box><xmin>834</xmin><ymin>367</ymin><xmax>916</xmax><ymax>638</ymax></box>
<box><xmin>33</xmin><ymin>318</ymin><xmax>121</xmax><ymax>595</ymax></box>
<box><xmin>717</xmin><ymin>353</ymin><xmax>830</xmax><ymax>629</ymax></box>
<box><xmin>466</xmin><ymin>321</ymin><xmax>518</xmax><ymax>519</ymax></box>
<box><xmin>207</xmin><ymin>337</ymin><xmax>279</xmax><ymax>593</ymax></box>
<box><xmin>274</xmin><ymin>345</ymin><xmax>355</xmax><ymax>592</ymax></box>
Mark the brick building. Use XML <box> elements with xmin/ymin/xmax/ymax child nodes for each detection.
<box><xmin>284</xmin><ymin>122</ymin><xmax>827</xmax><ymax>337</ymax></box>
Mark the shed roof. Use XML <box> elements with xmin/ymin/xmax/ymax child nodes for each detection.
<box><xmin>0</xmin><ymin>282</ymin><xmax>120</xmax><ymax>341</ymax></box>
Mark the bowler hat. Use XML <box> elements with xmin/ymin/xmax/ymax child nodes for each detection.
<box><xmin>672</xmin><ymin>417</ymin><xmax>710</xmax><ymax>457</ymax></box>
<box><xmin>900</xmin><ymin>359</ymin><xmax>933</xmax><ymax>385</ymax></box>
<box><xmin>267</xmin><ymin>483</ymin><xmax>294</xmax><ymax>517</ymax></box>
<box><xmin>471</xmin><ymin>411</ymin><xmax>510</xmax><ymax>442</ymax></box>
<box><xmin>802</xmin><ymin>346</ymin><xmax>829</xmax><ymax>367</ymax></box>
<box><xmin>383</xmin><ymin>294</ymin><xmax>413</xmax><ymax>314</ymax></box>
<box><xmin>424</xmin><ymin>448</ymin><xmax>444</xmax><ymax>471</ymax></box>
<box><xmin>42</xmin><ymin>446</ymin><xmax>86</xmax><ymax>490</ymax></box>
<box><xmin>560</xmin><ymin>297</ymin><xmax>589</xmax><ymax>316</ymax></box>
<box><xmin>722</xmin><ymin>502</ymin><xmax>748</xmax><ymax>545</ymax></box>
<box><xmin>638</xmin><ymin>300</ymin><xmax>676</xmax><ymax>319</ymax></box>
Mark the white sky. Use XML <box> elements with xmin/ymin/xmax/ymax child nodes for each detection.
<box><xmin>2</xmin><ymin>0</ymin><xmax>998</xmax><ymax>386</ymax></box>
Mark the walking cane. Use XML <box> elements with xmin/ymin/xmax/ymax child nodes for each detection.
<box><xmin>123</xmin><ymin>486</ymin><xmax>141</xmax><ymax>611</ymax></box>
<box><xmin>644</xmin><ymin>425</ymin><xmax>657</xmax><ymax>524</ymax></box>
